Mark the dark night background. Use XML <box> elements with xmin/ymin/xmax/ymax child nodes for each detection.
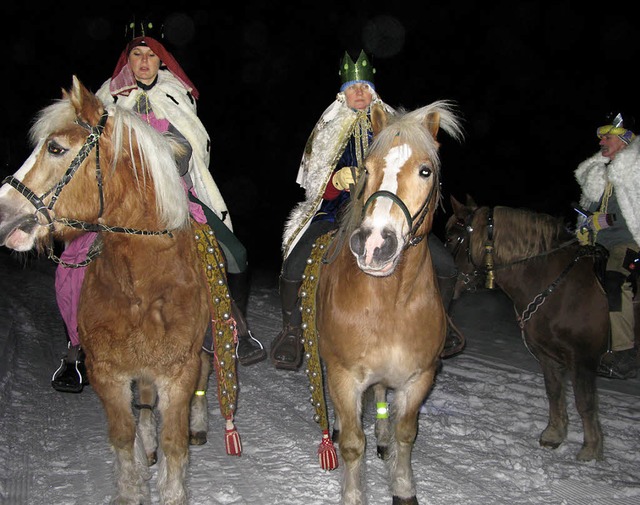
<box><xmin>1</xmin><ymin>2</ymin><xmax>639</xmax><ymax>271</ymax></box>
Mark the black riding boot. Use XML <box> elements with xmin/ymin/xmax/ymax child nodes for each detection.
<box><xmin>228</xmin><ymin>271</ymin><xmax>267</xmax><ymax>366</ymax></box>
<box><xmin>51</xmin><ymin>341</ymin><xmax>88</xmax><ymax>393</ymax></box>
<box><xmin>438</xmin><ymin>274</ymin><xmax>465</xmax><ymax>358</ymax></box>
<box><xmin>270</xmin><ymin>277</ymin><xmax>304</xmax><ymax>370</ymax></box>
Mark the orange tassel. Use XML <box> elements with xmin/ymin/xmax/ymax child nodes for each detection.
<box><xmin>317</xmin><ymin>430</ymin><xmax>338</xmax><ymax>470</ymax></box>
<box><xmin>224</xmin><ymin>418</ymin><xmax>242</xmax><ymax>456</ymax></box>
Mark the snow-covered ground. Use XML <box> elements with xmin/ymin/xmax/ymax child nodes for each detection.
<box><xmin>0</xmin><ymin>247</ymin><xmax>638</xmax><ymax>505</ymax></box>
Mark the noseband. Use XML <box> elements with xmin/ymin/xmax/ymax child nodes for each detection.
<box><xmin>361</xmin><ymin>173</ymin><xmax>439</xmax><ymax>248</ymax></box>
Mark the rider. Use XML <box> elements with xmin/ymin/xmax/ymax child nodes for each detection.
<box><xmin>51</xmin><ymin>20</ymin><xmax>266</xmax><ymax>393</ymax></box>
<box><xmin>575</xmin><ymin>111</ymin><xmax>639</xmax><ymax>379</ymax></box>
<box><xmin>270</xmin><ymin>50</ymin><xmax>461</xmax><ymax>370</ymax></box>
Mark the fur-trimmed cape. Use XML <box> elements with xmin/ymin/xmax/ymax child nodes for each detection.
<box><xmin>575</xmin><ymin>136</ymin><xmax>640</xmax><ymax>245</ymax></box>
<box><xmin>282</xmin><ymin>92</ymin><xmax>393</xmax><ymax>259</ymax></box>
<box><xmin>96</xmin><ymin>70</ymin><xmax>232</xmax><ymax>231</ymax></box>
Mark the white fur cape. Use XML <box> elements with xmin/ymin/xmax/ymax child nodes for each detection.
<box><xmin>281</xmin><ymin>92</ymin><xmax>393</xmax><ymax>258</ymax></box>
<box><xmin>575</xmin><ymin>136</ymin><xmax>640</xmax><ymax>245</ymax></box>
<box><xmin>96</xmin><ymin>70</ymin><xmax>232</xmax><ymax>231</ymax></box>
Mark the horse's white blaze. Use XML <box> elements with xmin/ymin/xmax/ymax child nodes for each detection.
<box><xmin>370</xmin><ymin>144</ymin><xmax>412</xmax><ymax>227</ymax></box>
<box><xmin>0</xmin><ymin>140</ymin><xmax>44</xmax><ymax>198</ymax></box>
<box><xmin>363</xmin><ymin>144</ymin><xmax>412</xmax><ymax>267</ymax></box>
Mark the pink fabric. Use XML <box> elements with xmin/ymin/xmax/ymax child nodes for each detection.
<box><xmin>54</xmin><ymin>233</ymin><xmax>98</xmax><ymax>346</ymax></box>
<box><xmin>139</xmin><ymin>112</ymin><xmax>170</xmax><ymax>133</ymax></box>
<box><xmin>186</xmin><ymin>183</ymin><xmax>206</xmax><ymax>224</ymax></box>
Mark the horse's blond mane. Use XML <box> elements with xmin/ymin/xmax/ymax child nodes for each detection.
<box><xmin>30</xmin><ymin>97</ymin><xmax>189</xmax><ymax>230</ymax></box>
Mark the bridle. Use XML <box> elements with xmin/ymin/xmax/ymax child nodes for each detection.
<box><xmin>2</xmin><ymin>111</ymin><xmax>174</xmax><ymax>267</ymax></box>
<box><xmin>449</xmin><ymin>206</ymin><xmax>598</xmax><ymax>326</ymax></box>
<box><xmin>361</xmin><ymin>170</ymin><xmax>439</xmax><ymax>248</ymax></box>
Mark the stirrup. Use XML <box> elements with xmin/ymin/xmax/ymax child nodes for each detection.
<box><xmin>51</xmin><ymin>359</ymin><xmax>85</xmax><ymax>393</ymax></box>
<box><xmin>236</xmin><ymin>330</ymin><xmax>267</xmax><ymax>366</ymax></box>
<box><xmin>441</xmin><ymin>315</ymin><xmax>465</xmax><ymax>359</ymax></box>
<box><xmin>270</xmin><ymin>328</ymin><xmax>303</xmax><ymax>371</ymax></box>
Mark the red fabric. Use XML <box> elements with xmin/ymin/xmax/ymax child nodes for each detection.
<box><xmin>109</xmin><ymin>37</ymin><xmax>199</xmax><ymax>99</ymax></box>
<box><xmin>323</xmin><ymin>173</ymin><xmax>341</xmax><ymax>200</ymax></box>
<box><xmin>225</xmin><ymin>427</ymin><xmax>242</xmax><ymax>456</ymax></box>
<box><xmin>317</xmin><ymin>430</ymin><xmax>338</xmax><ymax>471</ymax></box>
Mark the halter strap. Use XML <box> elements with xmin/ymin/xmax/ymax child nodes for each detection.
<box><xmin>361</xmin><ymin>174</ymin><xmax>438</xmax><ymax>248</ymax></box>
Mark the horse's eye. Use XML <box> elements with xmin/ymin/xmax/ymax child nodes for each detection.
<box><xmin>47</xmin><ymin>141</ymin><xmax>66</xmax><ymax>156</ymax></box>
<box><xmin>419</xmin><ymin>165</ymin><xmax>432</xmax><ymax>178</ymax></box>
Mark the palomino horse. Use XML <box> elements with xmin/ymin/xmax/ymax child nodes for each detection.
<box><xmin>303</xmin><ymin>102</ymin><xmax>462</xmax><ymax>505</ymax></box>
<box><xmin>0</xmin><ymin>77</ymin><xmax>240</xmax><ymax>504</ymax></box>
<box><xmin>444</xmin><ymin>195</ymin><xmax>608</xmax><ymax>461</ymax></box>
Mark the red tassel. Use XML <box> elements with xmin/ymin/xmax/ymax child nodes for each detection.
<box><xmin>317</xmin><ymin>430</ymin><xmax>338</xmax><ymax>471</ymax></box>
<box><xmin>225</xmin><ymin>427</ymin><xmax>242</xmax><ymax>456</ymax></box>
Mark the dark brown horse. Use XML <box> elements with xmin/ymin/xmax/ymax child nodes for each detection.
<box><xmin>445</xmin><ymin>195</ymin><xmax>608</xmax><ymax>461</ymax></box>
<box><xmin>0</xmin><ymin>77</ymin><xmax>239</xmax><ymax>504</ymax></box>
<box><xmin>303</xmin><ymin>102</ymin><xmax>462</xmax><ymax>505</ymax></box>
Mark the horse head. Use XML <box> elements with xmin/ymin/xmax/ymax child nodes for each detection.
<box><xmin>0</xmin><ymin>76</ymin><xmax>188</xmax><ymax>255</ymax></box>
<box><xmin>444</xmin><ymin>194</ymin><xmax>486</xmax><ymax>298</ymax></box>
<box><xmin>348</xmin><ymin>101</ymin><xmax>463</xmax><ymax>276</ymax></box>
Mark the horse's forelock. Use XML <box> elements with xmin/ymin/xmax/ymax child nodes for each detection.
<box><xmin>369</xmin><ymin>108</ymin><xmax>442</xmax><ymax>171</ymax></box>
<box><xmin>29</xmin><ymin>99</ymin><xmax>77</xmax><ymax>147</ymax></box>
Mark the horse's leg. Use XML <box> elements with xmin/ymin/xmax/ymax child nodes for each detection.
<box><xmin>332</xmin><ymin>412</ymin><xmax>341</xmax><ymax>443</ymax></box>
<box><xmin>373</xmin><ymin>384</ymin><xmax>391</xmax><ymax>460</ymax></box>
<box><xmin>155</xmin><ymin>357</ymin><xmax>200</xmax><ymax>505</ymax></box>
<box><xmin>189</xmin><ymin>351</ymin><xmax>211</xmax><ymax>446</ymax></box>
<box><xmin>390</xmin><ymin>371</ymin><xmax>434</xmax><ymax>505</ymax></box>
<box><xmin>136</xmin><ymin>377</ymin><xmax>158</xmax><ymax>466</ymax></box>
<box><xmin>92</xmin><ymin>372</ymin><xmax>151</xmax><ymax>504</ymax></box>
<box><xmin>571</xmin><ymin>364</ymin><xmax>603</xmax><ymax>461</ymax></box>
<box><xmin>327</xmin><ymin>368</ymin><xmax>366</xmax><ymax>505</ymax></box>
<box><xmin>538</xmin><ymin>358</ymin><xmax>569</xmax><ymax>449</ymax></box>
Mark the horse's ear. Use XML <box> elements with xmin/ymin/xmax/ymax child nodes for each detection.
<box><xmin>371</xmin><ymin>104</ymin><xmax>388</xmax><ymax>136</ymax></box>
<box><xmin>450</xmin><ymin>195</ymin><xmax>465</xmax><ymax>217</ymax></box>
<box><xmin>69</xmin><ymin>75</ymin><xmax>105</xmax><ymax>125</ymax></box>
<box><xmin>465</xmin><ymin>193</ymin><xmax>477</xmax><ymax>209</ymax></box>
<box><xmin>424</xmin><ymin>111</ymin><xmax>441</xmax><ymax>139</ymax></box>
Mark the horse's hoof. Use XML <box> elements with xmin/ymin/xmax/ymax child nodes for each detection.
<box><xmin>189</xmin><ymin>431</ymin><xmax>207</xmax><ymax>446</ymax></box>
<box><xmin>377</xmin><ymin>445</ymin><xmax>390</xmax><ymax>460</ymax></box>
<box><xmin>539</xmin><ymin>439</ymin><xmax>561</xmax><ymax>449</ymax></box>
<box><xmin>392</xmin><ymin>496</ymin><xmax>418</xmax><ymax>505</ymax></box>
<box><xmin>576</xmin><ymin>445</ymin><xmax>603</xmax><ymax>462</ymax></box>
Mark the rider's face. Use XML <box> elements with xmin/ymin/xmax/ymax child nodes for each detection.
<box><xmin>345</xmin><ymin>84</ymin><xmax>373</xmax><ymax>110</ymax></box>
<box><xmin>128</xmin><ymin>46</ymin><xmax>161</xmax><ymax>85</ymax></box>
<box><xmin>599</xmin><ymin>134</ymin><xmax>626</xmax><ymax>160</ymax></box>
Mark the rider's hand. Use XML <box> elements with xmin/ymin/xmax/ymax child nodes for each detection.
<box><xmin>332</xmin><ymin>167</ymin><xmax>356</xmax><ymax>191</ymax></box>
<box><xmin>576</xmin><ymin>227</ymin><xmax>590</xmax><ymax>245</ymax></box>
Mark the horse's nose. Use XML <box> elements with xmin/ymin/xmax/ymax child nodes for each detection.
<box><xmin>350</xmin><ymin>227</ymin><xmax>398</xmax><ymax>266</ymax></box>
<box><xmin>350</xmin><ymin>228</ymin><xmax>367</xmax><ymax>257</ymax></box>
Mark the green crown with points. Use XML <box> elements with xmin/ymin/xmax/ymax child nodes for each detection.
<box><xmin>339</xmin><ymin>50</ymin><xmax>376</xmax><ymax>89</ymax></box>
